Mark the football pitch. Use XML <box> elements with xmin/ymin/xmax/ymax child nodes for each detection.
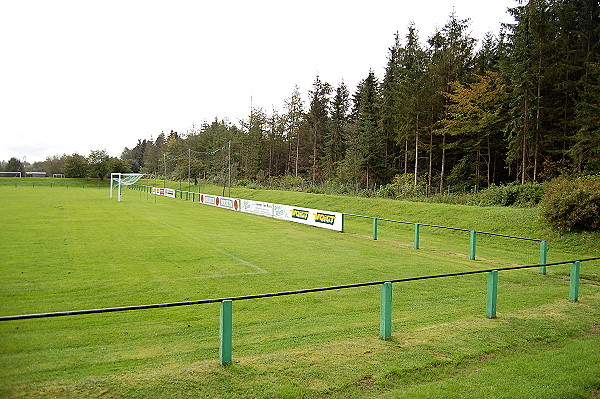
<box><xmin>1</xmin><ymin>185</ymin><xmax>598</xmax><ymax>398</ymax></box>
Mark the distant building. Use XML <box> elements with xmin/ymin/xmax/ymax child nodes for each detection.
<box><xmin>26</xmin><ymin>171</ymin><xmax>47</xmax><ymax>177</ymax></box>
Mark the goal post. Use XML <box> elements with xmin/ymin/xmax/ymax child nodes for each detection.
<box><xmin>0</xmin><ymin>172</ymin><xmax>22</xmax><ymax>177</ymax></box>
<box><xmin>110</xmin><ymin>173</ymin><xmax>144</xmax><ymax>202</ymax></box>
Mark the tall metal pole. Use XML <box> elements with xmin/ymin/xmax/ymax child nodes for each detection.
<box><xmin>163</xmin><ymin>153</ymin><xmax>167</xmax><ymax>188</ymax></box>
<box><xmin>188</xmin><ymin>148</ymin><xmax>191</xmax><ymax>193</ymax></box>
<box><xmin>228</xmin><ymin>140</ymin><xmax>231</xmax><ymax>197</ymax></box>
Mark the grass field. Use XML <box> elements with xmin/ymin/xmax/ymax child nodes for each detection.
<box><xmin>0</xmin><ymin>182</ymin><xmax>599</xmax><ymax>398</ymax></box>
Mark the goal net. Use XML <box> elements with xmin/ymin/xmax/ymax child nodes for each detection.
<box><xmin>110</xmin><ymin>173</ymin><xmax>144</xmax><ymax>202</ymax></box>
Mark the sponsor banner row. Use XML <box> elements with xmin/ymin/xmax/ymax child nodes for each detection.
<box><xmin>150</xmin><ymin>187</ymin><xmax>342</xmax><ymax>232</ymax></box>
<box><xmin>241</xmin><ymin>199</ymin><xmax>343</xmax><ymax>232</ymax></box>
<box><xmin>151</xmin><ymin>187</ymin><xmax>176</xmax><ymax>198</ymax></box>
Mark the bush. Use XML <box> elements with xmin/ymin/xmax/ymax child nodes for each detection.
<box><xmin>377</xmin><ymin>184</ymin><xmax>397</xmax><ymax>199</ymax></box>
<box><xmin>235</xmin><ymin>179</ymin><xmax>251</xmax><ymax>187</ymax></box>
<box><xmin>470</xmin><ymin>182</ymin><xmax>545</xmax><ymax>207</ymax></box>
<box><xmin>539</xmin><ymin>176</ymin><xmax>600</xmax><ymax>231</ymax></box>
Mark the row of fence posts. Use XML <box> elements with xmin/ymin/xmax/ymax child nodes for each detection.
<box><xmin>218</xmin><ymin>261</ymin><xmax>582</xmax><ymax>365</ymax></box>
<box><xmin>368</xmin><ymin>217</ymin><xmax>549</xmax><ymax>274</ymax></box>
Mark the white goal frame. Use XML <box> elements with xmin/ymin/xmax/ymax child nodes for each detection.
<box><xmin>0</xmin><ymin>172</ymin><xmax>21</xmax><ymax>177</ymax></box>
<box><xmin>110</xmin><ymin>173</ymin><xmax>144</xmax><ymax>202</ymax></box>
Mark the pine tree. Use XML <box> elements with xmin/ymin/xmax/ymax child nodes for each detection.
<box><xmin>306</xmin><ymin>75</ymin><xmax>332</xmax><ymax>182</ymax></box>
<box><xmin>397</xmin><ymin>24</ymin><xmax>430</xmax><ymax>186</ymax></box>
<box><xmin>380</xmin><ymin>32</ymin><xmax>403</xmax><ymax>177</ymax></box>
<box><xmin>428</xmin><ymin>12</ymin><xmax>476</xmax><ymax>191</ymax></box>
<box><xmin>324</xmin><ymin>81</ymin><xmax>350</xmax><ymax>179</ymax></box>
<box><xmin>573</xmin><ymin>62</ymin><xmax>600</xmax><ymax>173</ymax></box>
<box><xmin>348</xmin><ymin>70</ymin><xmax>385</xmax><ymax>187</ymax></box>
<box><xmin>240</xmin><ymin>107</ymin><xmax>267</xmax><ymax>180</ymax></box>
<box><xmin>283</xmin><ymin>86</ymin><xmax>305</xmax><ymax>176</ymax></box>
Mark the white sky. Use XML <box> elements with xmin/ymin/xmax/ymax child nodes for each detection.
<box><xmin>0</xmin><ymin>0</ymin><xmax>517</xmax><ymax>163</ymax></box>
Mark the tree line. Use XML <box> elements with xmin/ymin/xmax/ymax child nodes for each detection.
<box><xmin>3</xmin><ymin>1</ymin><xmax>598</xmax><ymax>190</ymax></box>
<box><xmin>0</xmin><ymin>152</ymin><xmax>130</xmax><ymax>179</ymax></box>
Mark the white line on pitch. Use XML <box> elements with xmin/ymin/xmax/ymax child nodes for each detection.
<box><xmin>126</xmin><ymin>204</ymin><xmax>267</xmax><ymax>274</ymax></box>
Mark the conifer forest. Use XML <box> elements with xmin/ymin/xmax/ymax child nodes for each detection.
<box><xmin>119</xmin><ymin>1</ymin><xmax>599</xmax><ymax>192</ymax></box>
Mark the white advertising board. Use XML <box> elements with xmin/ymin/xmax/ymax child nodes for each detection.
<box><xmin>199</xmin><ymin>193</ymin><xmax>240</xmax><ymax>211</ymax></box>
<box><xmin>200</xmin><ymin>193</ymin><xmax>217</xmax><ymax>206</ymax></box>
<box><xmin>216</xmin><ymin>196</ymin><xmax>240</xmax><ymax>211</ymax></box>
<box><xmin>151</xmin><ymin>187</ymin><xmax>176</xmax><ymax>198</ymax></box>
<box><xmin>273</xmin><ymin>204</ymin><xmax>343</xmax><ymax>231</ymax></box>
<box><xmin>240</xmin><ymin>199</ymin><xmax>274</xmax><ymax>217</ymax></box>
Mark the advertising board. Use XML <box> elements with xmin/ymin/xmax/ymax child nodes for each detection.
<box><xmin>151</xmin><ymin>187</ymin><xmax>175</xmax><ymax>198</ymax></box>
<box><xmin>199</xmin><ymin>193</ymin><xmax>240</xmax><ymax>211</ymax></box>
<box><xmin>273</xmin><ymin>204</ymin><xmax>343</xmax><ymax>231</ymax></box>
<box><xmin>240</xmin><ymin>200</ymin><xmax>274</xmax><ymax>217</ymax></box>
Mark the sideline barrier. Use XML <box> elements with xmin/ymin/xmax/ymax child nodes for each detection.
<box><xmin>132</xmin><ymin>184</ymin><xmax>343</xmax><ymax>232</ymax></box>
<box><xmin>1</xmin><ymin>258</ymin><xmax>597</xmax><ymax>365</ymax></box>
<box><xmin>344</xmin><ymin>213</ymin><xmax>549</xmax><ymax>270</ymax></box>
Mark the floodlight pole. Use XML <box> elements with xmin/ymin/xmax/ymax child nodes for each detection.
<box><xmin>188</xmin><ymin>148</ymin><xmax>191</xmax><ymax>193</ymax></box>
<box><xmin>163</xmin><ymin>153</ymin><xmax>167</xmax><ymax>188</ymax></box>
<box><xmin>228</xmin><ymin>140</ymin><xmax>231</xmax><ymax>197</ymax></box>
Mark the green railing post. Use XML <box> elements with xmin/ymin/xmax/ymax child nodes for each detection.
<box><xmin>470</xmin><ymin>231</ymin><xmax>477</xmax><ymax>260</ymax></box>
<box><xmin>373</xmin><ymin>218</ymin><xmax>378</xmax><ymax>240</ymax></box>
<box><xmin>486</xmin><ymin>270</ymin><xmax>498</xmax><ymax>319</ymax></box>
<box><xmin>414</xmin><ymin>223</ymin><xmax>420</xmax><ymax>249</ymax></box>
<box><xmin>220</xmin><ymin>300</ymin><xmax>233</xmax><ymax>365</ymax></box>
<box><xmin>341</xmin><ymin>214</ymin><xmax>345</xmax><ymax>233</ymax></box>
<box><xmin>569</xmin><ymin>261</ymin><xmax>581</xmax><ymax>302</ymax></box>
<box><xmin>380</xmin><ymin>282</ymin><xmax>392</xmax><ymax>340</ymax></box>
<box><xmin>539</xmin><ymin>241</ymin><xmax>548</xmax><ymax>275</ymax></box>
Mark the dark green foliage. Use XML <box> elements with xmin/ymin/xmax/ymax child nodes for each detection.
<box><xmin>306</xmin><ymin>75</ymin><xmax>332</xmax><ymax>183</ymax></box>
<box><xmin>62</xmin><ymin>153</ymin><xmax>89</xmax><ymax>178</ymax></box>
<box><xmin>471</xmin><ymin>182</ymin><xmax>546</xmax><ymax>207</ymax></box>
<box><xmin>87</xmin><ymin>150</ymin><xmax>110</xmax><ymax>180</ymax></box>
<box><xmin>5</xmin><ymin>157</ymin><xmax>23</xmax><ymax>174</ymax></box>
<box><xmin>539</xmin><ymin>176</ymin><xmax>600</xmax><ymax>231</ymax></box>
<box><xmin>324</xmin><ymin>82</ymin><xmax>350</xmax><ymax>179</ymax></box>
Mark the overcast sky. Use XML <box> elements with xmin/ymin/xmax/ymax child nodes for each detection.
<box><xmin>0</xmin><ymin>0</ymin><xmax>517</xmax><ymax>164</ymax></box>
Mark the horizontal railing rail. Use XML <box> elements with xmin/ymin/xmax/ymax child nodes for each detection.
<box><xmin>3</xmin><ymin>257</ymin><xmax>598</xmax><ymax>364</ymax></box>
<box><xmin>343</xmin><ymin>212</ymin><xmax>549</xmax><ymax>268</ymax></box>
<box><xmin>343</xmin><ymin>212</ymin><xmax>543</xmax><ymax>241</ymax></box>
<box><xmin>2</xmin><ymin>258</ymin><xmax>597</xmax><ymax>322</ymax></box>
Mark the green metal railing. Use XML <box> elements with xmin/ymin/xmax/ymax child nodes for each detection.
<box><xmin>343</xmin><ymin>213</ymin><xmax>549</xmax><ymax>273</ymax></box>
<box><xmin>2</xmin><ymin>258</ymin><xmax>597</xmax><ymax>365</ymax></box>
